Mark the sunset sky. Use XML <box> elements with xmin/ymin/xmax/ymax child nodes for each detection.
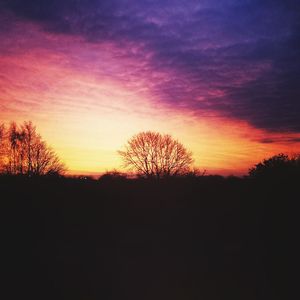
<box><xmin>1</xmin><ymin>0</ymin><xmax>300</xmax><ymax>175</ymax></box>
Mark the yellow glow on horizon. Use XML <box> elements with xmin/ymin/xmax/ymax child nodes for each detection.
<box><xmin>1</xmin><ymin>25</ymin><xmax>300</xmax><ymax>176</ymax></box>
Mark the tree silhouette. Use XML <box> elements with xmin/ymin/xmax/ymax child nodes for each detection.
<box><xmin>118</xmin><ymin>131</ymin><xmax>193</xmax><ymax>178</ymax></box>
<box><xmin>0</xmin><ymin>123</ymin><xmax>5</xmax><ymax>169</ymax></box>
<box><xmin>249</xmin><ymin>153</ymin><xmax>300</xmax><ymax>179</ymax></box>
<box><xmin>0</xmin><ymin>121</ymin><xmax>66</xmax><ymax>176</ymax></box>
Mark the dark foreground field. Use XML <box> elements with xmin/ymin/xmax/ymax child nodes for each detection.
<box><xmin>2</xmin><ymin>175</ymin><xmax>291</xmax><ymax>300</ymax></box>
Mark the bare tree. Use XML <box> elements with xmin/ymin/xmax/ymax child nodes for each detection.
<box><xmin>22</xmin><ymin>121</ymin><xmax>35</xmax><ymax>174</ymax></box>
<box><xmin>7</xmin><ymin>122</ymin><xmax>23</xmax><ymax>174</ymax></box>
<box><xmin>0</xmin><ymin>121</ymin><xmax>66</xmax><ymax>176</ymax></box>
<box><xmin>30</xmin><ymin>136</ymin><xmax>66</xmax><ymax>175</ymax></box>
<box><xmin>0</xmin><ymin>123</ymin><xmax>6</xmax><ymax>170</ymax></box>
<box><xmin>118</xmin><ymin>131</ymin><xmax>194</xmax><ymax>178</ymax></box>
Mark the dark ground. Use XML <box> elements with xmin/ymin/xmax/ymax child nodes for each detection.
<box><xmin>1</xmin><ymin>175</ymin><xmax>291</xmax><ymax>299</ymax></box>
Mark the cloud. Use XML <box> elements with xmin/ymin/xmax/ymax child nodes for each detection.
<box><xmin>1</xmin><ymin>0</ymin><xmax>300</xmax><ymax>132</ymax></box>
<box><xmin>259</xmin><ymin>137</ymin><xmax>300</xmax><ymax>144</ymax></box>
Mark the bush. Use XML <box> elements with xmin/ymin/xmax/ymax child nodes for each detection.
<box><xmin>249</xmin><ymin>153</ymin><xmax>300</xmax><ymax>179</ymax></box>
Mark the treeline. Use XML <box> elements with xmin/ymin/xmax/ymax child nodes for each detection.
<box><xmin>1</xmin><ymin>121</ymin><xmax>300</xmax><ymax>179</ymax></box>
<box><xmin>249</xmin><ymin>152</ymin><xmax>300</xmax><ymax>179</ymax></box>
<box><xmin>0</xmin><ymin>121</ymin><xmax>65</xmax><ymax>176</ymax></box>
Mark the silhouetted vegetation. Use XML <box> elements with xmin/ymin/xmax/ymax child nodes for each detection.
<box><xmin>98</xmin><ymin>170</ymin><xmax>129</xmax><ymax>182</ymax></box>
<box><xmin>2</xmin><ymin>126</ymin><xmax>293</xmax><ymax>299</ymax></box>
<box><xmin>0</xmin><ymin>121</ymin><xmax>66</xmax><ymax>176</ymax></box>
<box><xmin>249</xmin><ymin>153</ymin><xmax>300</xmax><ymax>180</ymax></box>
<box><xmin>118</xmin><ymin>131</ymin><xmax>194</xmax><ymax>178</ymax></box>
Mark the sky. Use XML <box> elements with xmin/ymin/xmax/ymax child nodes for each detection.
<box><xmin>0</xmin><ymin>0</ymin><xmax>300</xmax><ymax>175</ymax></box>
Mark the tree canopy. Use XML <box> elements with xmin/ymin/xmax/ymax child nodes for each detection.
<box><xmin>0</xmin><ymin>121</ymin><xmax>66</xmax><ymax>176</ymax></box>
<box><xmin>249</xmin><ymin>153</ymin><xmax>300</xmax><ymax>179</ymax></box>
<box><xmin>118</xmin><ymin>131</ymin><xmax>193</xmax><ymax>178</ymax></box>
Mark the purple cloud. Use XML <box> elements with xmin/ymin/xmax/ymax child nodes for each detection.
<box><xmin>1</xmin><ymin>0</ymin><xmax>300</xmax><ymax>132</ymax></box>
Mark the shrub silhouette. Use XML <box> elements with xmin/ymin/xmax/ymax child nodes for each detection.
<box><xmin>118</xmin><ymin>131</ymin><xmax>194</xmax><ymax>178</ymax></box>
<box><xmin>249</xmin><ymin>153</ymin><xmax>300</xmax><ymax>179</ymax></box>
<box><xmin>99</xmin><ymin>170</ymin><xmax>128</xmax><ymax>182</ymax></box>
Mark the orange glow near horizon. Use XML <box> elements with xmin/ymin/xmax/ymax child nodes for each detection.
<box><xmin>1</xmin><ymin>22</ymin><xmax>300</xmax><ymax>176</ymax></box>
